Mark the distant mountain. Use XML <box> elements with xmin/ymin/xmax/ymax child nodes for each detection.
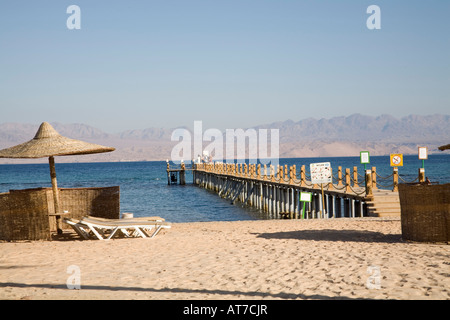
<box><xmin>0</xmin><ymin>122</ymin><xmax>112</xmax><ymax>142</ymax></box>
<box><xmin>0</xmin><ymin>114</ymin><xmax>449</xmax><ymax>163</ymax></box>
<box><xmin>118</xmin><ymin>127</ymin><xmax>175</xmax><ymax>141</ymax></box>
<box><xmin>255</xmin><ymin>114</ymin><xmax>450</xmax><ymax>144</ymax></box>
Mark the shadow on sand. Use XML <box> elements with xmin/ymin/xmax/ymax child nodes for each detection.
<box><xmin>0</xmin><ymin>281</ymin><xmax>372</xmax><ymax>300</ymax></box>
<box><xmin>254</xmin><ymin>229</ymin><xmax>402</xmax><ymax>244</ymax></box>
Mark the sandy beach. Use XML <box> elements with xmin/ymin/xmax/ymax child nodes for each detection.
<box><xmin>0</xmin><ymin>217</ymin><xmax>448</xmax><ymax>300</ymax></box>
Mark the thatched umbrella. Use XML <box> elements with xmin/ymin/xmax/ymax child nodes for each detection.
<box><xmin>0</xmin><ymin>122</ymin><xmax>115</xmax><ymax>233</ymax></box>
<box><xmin>438</xmin><ymin>144</ymin><xmax>450</xmax><ymax>151</ymax></box>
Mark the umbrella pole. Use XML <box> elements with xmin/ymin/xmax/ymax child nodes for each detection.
<box><xmin>49</xmin><ymin>156</ymin><xmax>62</xmax><ymax>234</ymax></box>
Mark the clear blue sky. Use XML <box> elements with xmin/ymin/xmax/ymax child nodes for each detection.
<box><xmin>0</xmin><ymin>0</ymin><xmax>449</xmax><ymax>132</ymax></box>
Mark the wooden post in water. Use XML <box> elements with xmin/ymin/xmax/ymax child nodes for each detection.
<box><xmin>180</xmin><ymin>162</ymin><xmax>186</xmax><ymax>185</ymax></box>
<box><xmin>166</xmin><ymin>161</ymin><xmax>170</xmax><ymax>185</ymax></box>
<box><xmin>331</xmin><ymin>194</ymin><xmax>336</xmax><ymax>218</ymax></box>
<box><xmin>192</xmin><ymin>161</ymin><xmax>372</xmax><ymax>221</ymax></box>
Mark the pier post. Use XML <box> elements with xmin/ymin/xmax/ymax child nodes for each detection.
<box><xmin>336</xmin><ymin>197</ymin><xmax>342</xmax><ymax>218</ymax></box>
<box><xmin>353</xmin><ymin>166</ymin><xmax>359</xmax><ymax>188</ymax></box>
<box><xmin>351</xmin><ymin>199</ymin><xmax>355</xmax><ymax>218</ymax></box>
<box><xmin>418</xmin><ymin>168</ymin><xmax>425</xmax><ymax>183</ymax></box>
<box><xmin>180</xmin><ymin>162</ymin><xmax>186</xmax><ymax>185</ymax></box>
<box><xmin>344</xmin><ymin>198</ymin><xmax>349</xmax><ymax>217</ymax></box>
<box><xmin>337</xmin><ymin>166</ymin><xmax>343</xmax><ymax>186</ymax></box>
<box><xmin>365</xmin><ymin>169</ymin><xmax>373</xmax><ymax>197</ymax></box>
<box><xmin>291</xmin><ymin>188</ymin><xmax>296</xmax><ymax>218</ymax></box>
<box><xmin>371</xmin><ymin>167</ymin><xmax>377</xmax><ymax>190</ymax></box>
<box><xmin>260</xmin><ymin>183</ymin><xmax>264</xmax><ymax>211</ymax></box>
<box><xmin>360</xmin><ymin>200</ymin><xmax>365</xmax><ymax>217</ymax></box>
<box><xmin>331</xmin><ymin>194</ymin><xmax>336</xmax><ymax>218</ymax></box>
<box><xmin>300</xmin><ymin>165</ymin><xmax>306</xmax><ymax>187</ymax></box>
<box><xmin>328</xmin><ymin>167</ymin><xmax>334</xmax><ymax>190</ymax></box>
<box><xmin>166</xmin><ymin>161</ymin><xmax>170</xmax><ymax>185</ymax></box>
<box><xmin>289</xmin><ymin>166</ymin><xmax>294</xmax><ymax>185</ymax></box>
<box><xmin>193</xmin><ymin>161</ymin><xmax>371</xmax><ymax>221</ymax></box>
<box><xmin>393</xmin><ymin>167</ymin><xmax>399</xmax><ymax>192</ymax></box>
<box><xmin>345</xmin><ymin>168</ymin><xmax>351</xmax><ymax>193</ymax></box>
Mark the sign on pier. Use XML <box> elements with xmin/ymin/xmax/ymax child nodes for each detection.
<box><xmin>310</xmin><ymin>162</ymin><xmax>332</xmax><ymax>184</ymax></box>
<box><xmin>390</xmin><ymin>154</ymin><xmax>403</xmax><ymax>167</ymax></box>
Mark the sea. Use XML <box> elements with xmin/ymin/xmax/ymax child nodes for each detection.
<box><xmin>0</xmin><ymin>155</ymin><xmax>449</xmax><ymax>223</ymax></box>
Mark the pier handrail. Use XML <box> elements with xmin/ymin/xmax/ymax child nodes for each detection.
<box><xmin>190</xmin><ymin>161</ymin><xmax>426</xmax><ymax>195</ymax></box>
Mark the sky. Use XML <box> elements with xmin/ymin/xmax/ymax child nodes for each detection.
<box><xmin>0</xmin><ymin>0</ymin><xmax>449</xmax><ymax>133</ymax></box>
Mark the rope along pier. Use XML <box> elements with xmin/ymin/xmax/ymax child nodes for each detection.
<box><xmin>188</xmin><ymin>163</ymin><xmax>426</xmax><ymax>219</ymax></box>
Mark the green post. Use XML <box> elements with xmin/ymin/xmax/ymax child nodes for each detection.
<box><xmin>302</xmin><ymin>202</ymin><xmax>306</xmax><ymax>219</ymax></box>
<box><xmin>300</xmin><ymin>192</ymin><xmax>312</xmax><ymax>220</ymax></box>
<box><xmin>360</xmin><ymin>151</ymin><xmax>370</xmax><ymax>174</ymax></box>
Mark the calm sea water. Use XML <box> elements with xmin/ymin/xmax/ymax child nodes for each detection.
<box><xmin>0</xmin><ymin>155</ymin><xmax>448</xmax><ymax>222</ymax></box>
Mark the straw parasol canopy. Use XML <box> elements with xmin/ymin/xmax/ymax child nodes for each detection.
<box><xmin>0</xmin><ymin>122</ymin><xmax>115</xmax><ymax>233</ymax></box>
<box><xmin>438</xmin><ymin>144</ymin><xmax>450</xmax><ymax>151</ymax></box>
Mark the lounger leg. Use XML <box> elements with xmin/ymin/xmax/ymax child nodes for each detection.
<box><xmin>150</xmin><ymin>225</ymin><xmax>163</xmax><ymax>238</ymax></box>
<box><xmin>86</xmin><ymin>224</ymin><xmax>105</xmax><ymax>240</ymax></box>
<box><xmin>119</xmin><ymin>228</ymin><xmax>132</xmax><ymax>237</ymax></box>
<box><xmin>64</xmin><ymin>220</ymin><xmax>91</xmax><ymax>240</ymax></box>
<box><xmin>77</xmin><ymin>225</ymin><xmax>92</xmax><ymax>240</ymax></box>
<box><xmin>72</xmin><ymin>225</ymin><xmax>90</xmax><ymax>240</ymax></box>
<box><xmin>132</xmin><ymin>227</ymin><xmax>147</xmax><ymax>238</ymax></box>
<box><xmin>106</xmin><ymin>226</ymin><xmax>120</xmax><ymax>240</ymax></box>
<box><xmin>140</xmin><ymin>226</ymin><xmax>155</xmax><ymax>237</ymax></box>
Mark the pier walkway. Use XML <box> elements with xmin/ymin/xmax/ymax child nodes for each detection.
<box><xmin>189</xmin><ymin>163</ymin><xmax>423</xmax><ymax>219</ymax></box>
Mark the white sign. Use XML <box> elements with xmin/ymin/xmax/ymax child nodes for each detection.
<box><xmin>310</xmin><ymin>162</ymin><xmax>332</xmax><ymax>184</ymax></box>
<box><xmin>360</xmin><ymin>151</ymin><xmax>370</xmax><ymax>164</ymax></box>
<box><xmin>418</xmin><ymin>147</ymin><xmax>428</xmax><ymax>160</ymax></box>
<box><xmin>300</xmin><ymin>192</ymin><xmax>312</xmax><ymax>202</ymax></box>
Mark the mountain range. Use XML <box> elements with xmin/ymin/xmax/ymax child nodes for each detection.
<box><xmin>0</xmin><ymin>114</ymin><xmax>449</xmax><ymax>163</ymax></box>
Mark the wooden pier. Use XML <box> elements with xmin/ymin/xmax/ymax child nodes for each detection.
<box><xmin>189</xmin><ymin>163</ymin><xmax>425</xmax><ymax>219</ymax></box>
<box><xmin>166</xmin><ymin>161</ymin><xmax>195</xmax><ymax>185</ymax></box>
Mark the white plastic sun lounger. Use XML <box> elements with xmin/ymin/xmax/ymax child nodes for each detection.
<box><xmin>63</xmin><ymin>218</ymin><xmax>93</xmax><ymax>240</ymax></box>
<box><xmin>85</xmin><ymin>215</ymin><xmax>165</xmax><ymax>222</ymax></box>
<box><xmin>64</xmin><ymin>217</ymin><xmax>171</xmax><ymax>240</ymax></box>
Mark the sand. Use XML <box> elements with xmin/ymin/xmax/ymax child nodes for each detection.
<box><xmin>0</xmin><ymin>217</ymin><xmax>448</xmax><ymax>300</ymax></box>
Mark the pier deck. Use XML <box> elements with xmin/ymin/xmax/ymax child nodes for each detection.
<box><xmin>190</xmin><ymin>162</ymin><xmax>418</xmax><ymax>219</ymax></box>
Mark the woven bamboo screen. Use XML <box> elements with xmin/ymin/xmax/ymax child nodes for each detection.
<box><xmin>0</xmin><ymin>188</ymin><xmax>51</xmax><ymax>241</ymax></box>
<box><xmin>399</xmin><ymin>183</ymin><xmax>449</xmax><ymax>243</ymax></box>
<box><xmin>0</xmin><ymin>186</ymin><xmax>120</xmax><ymax>240</ymax></box>
<box><xmin>47</xmin><ymin>186</ymin><xmax>120</xmax><ymax>232</ymax></box>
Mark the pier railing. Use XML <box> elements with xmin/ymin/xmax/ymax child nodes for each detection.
<box><xmin>193</xmin><ymin>163</ymin><xmax>425</xmax><ymax>195</ymax></box>
<box><xmin>189</xmin><ymin>162</ymin><xmax>426</xmax><ymax>219</ymax></box>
